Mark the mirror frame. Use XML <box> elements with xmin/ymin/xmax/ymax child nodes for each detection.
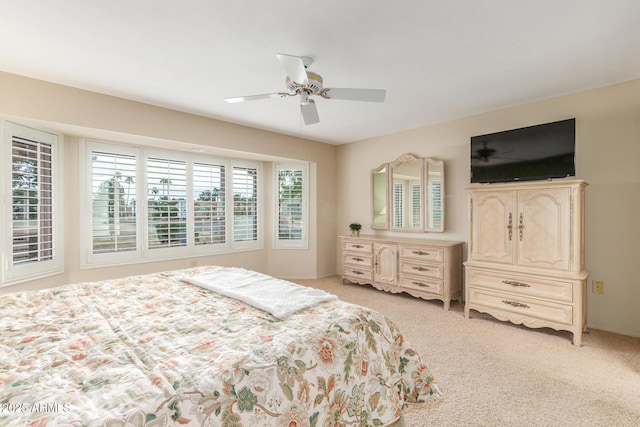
<box><xmin>371</xmin><ymin>153</ymin><xmax>445</xmax><ymax>233</ymax></box>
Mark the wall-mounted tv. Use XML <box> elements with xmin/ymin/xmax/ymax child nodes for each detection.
<box><xmin>470</xmin><ymin>118</ymin><xmax>575</xmax><ymax>184</ymax></box>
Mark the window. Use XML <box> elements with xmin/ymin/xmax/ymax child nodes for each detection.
<box><xmin>233</xmin><ymin>165</ymin><xmax>259</xmax><ymax>243</ymax></box>
<box><xmin>91</xmin><ymin>151</ymin><xmax>137</xmax><ymax>255</ymax></box>
<box><xmin>81</xmin><ymin>140</ymin><xmax>262</xmax><ymax>267</ymax></box>
<box><xmin>193</xmin><ymin>162</ymin><xmax>226</xmax><ymax>246</ymax></box>
<box><xmin>274</xmin><ymin>162</ymin><xmax>308</xmax><ymax>249</ymax></box>
<box><xmin>147</xmin><ymin>157</ymin><xmax>187</xmax><ymax>249</ymax></box>
<box><xmin>2</xmin><ymin>121</ymin><xmax>63</xmax><ymax>286</ymax></box>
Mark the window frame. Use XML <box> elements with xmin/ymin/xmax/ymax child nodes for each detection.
<box><xmin>1</xmin><ymin>120</ymin><xmax>64</xmax><ymax>286</ymax></box>
<box><xmin>273</xmin><ymin>162</ymin><xmax>308</xmax><ymax>250</ymax></box>
<box><xmin>80</xmin><ymin>140</ymin><xmax>263</xmax><ymax>268</ymax></box>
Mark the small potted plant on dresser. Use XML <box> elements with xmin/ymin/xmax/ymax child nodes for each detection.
<box><xmin>349</xmin><ymin>222</ymin><xmax>362</xmax><ymax>237</ymax></box>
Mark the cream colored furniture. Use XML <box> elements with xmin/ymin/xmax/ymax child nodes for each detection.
<box><xmin>341</xmin><ymin>235</ymin><xmax>463</xmax><ymax>310</ymax></box>
<box><xmin>464</xmin><ymin>179</ymin><xmax>588</xmax><ymax>345</ymax></box>
<box><xmin>372</xmin><ymin>154</ymin><xmax>445</xmax><ymax>232</ymax></box>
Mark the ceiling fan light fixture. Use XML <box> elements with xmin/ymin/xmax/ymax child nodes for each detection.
<box><xmin>285</xmin><ymin>72</ymin><xmax>323</xmax><ymax>94</ymax></box>
<box><xmin>225</xmin><ymin>53</ymin><xmax>387</xmax><ymax>125</ymax></box>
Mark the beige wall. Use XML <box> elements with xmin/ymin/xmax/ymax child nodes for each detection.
<box><xmin>337</xmin><ymin>79</ymin><xmax>640</xmax><ymax>337</ymax></box>
<box><xmin>0</xmin><ymin>71</ymin><xmax>337</xmax><ymax>293</ymax></box>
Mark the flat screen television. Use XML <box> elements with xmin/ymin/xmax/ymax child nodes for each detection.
<box><xmin>470</xmin><ymin>118</ymin><xmax>575</xmax><ymax>184</ymax></box>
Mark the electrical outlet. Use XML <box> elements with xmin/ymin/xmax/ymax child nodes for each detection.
<box><xmin>592</xmin><ymin>280</ymin><xmax>604</xmax><ymax>294</ymax></box>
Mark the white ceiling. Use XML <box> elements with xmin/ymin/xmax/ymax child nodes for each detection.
<box><xmin>1</xmin><ymin>0</ymin><xmax>639</xmax><ymax>145</ymax></box>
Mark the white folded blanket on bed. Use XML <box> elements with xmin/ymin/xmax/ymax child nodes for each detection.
<box><xmin>181</xmin><ymin>267</ymin><xmax>338</xmax><ymax>319</ymax></box>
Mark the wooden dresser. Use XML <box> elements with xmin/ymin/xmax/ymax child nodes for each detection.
<box><xmin>341</xmin><ymin>235</ymin><xmax>463</xmax><ymax>310</ymax></box>
<box><xmin>464</xmin><ymin>179</ymin><xmax>589</xmax><ymax>345</ymax></box>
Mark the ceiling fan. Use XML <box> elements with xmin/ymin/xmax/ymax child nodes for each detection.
<box><xmin>224</xmin><ymin>53</ymin><xmax>386</xmax><ymax>125</ymax></box>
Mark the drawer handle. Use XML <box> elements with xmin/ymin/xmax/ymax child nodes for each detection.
<box><xmin>412</xmin><ymin>266</ymin><xmax>430</xmax><ymax>272</ymax></box>
<box><xmin>412</xmin><ymin>281</ymin><xmax>430</xmax><ymax>288</ymax></box>
<box><xmin>502</xmin><ymin>300</ymin><xmax>530</xmax><ymax>309</ymax></box>
<box><xmin>412</xmin><ymin>250</ymin><xmax>430</xmax><ymax>256</ymax></box>
<box><xmin>502</xmin><ymin>280</ymin><xmax>530</xmax><ymax>288</ymax></box>
<box><xmin>352</xmin><ymin>257</ymin><xmax>364</xmax><ymax>262</ymax></box>
<box><xmin>351</xmin><ymin>244</ymin><xmax>364</xmax><ymax>249</ymax></box>
<box><xmin>352</xmin><ymin>270</ymin><xmax>365</xmax><ymax>275</ymax></box>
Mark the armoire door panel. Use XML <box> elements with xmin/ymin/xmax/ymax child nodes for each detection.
<box><xmin>517</xmin><ymin>188</ymin><xmax>571</xmax><ymax>270</ymax></box>
<box><xmin>471</xmin><ymin>192</ymin><xmax>514</xmax><ymax>264</ymax></box>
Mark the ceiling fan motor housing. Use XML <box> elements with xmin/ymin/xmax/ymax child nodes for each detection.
<box><xmin>286</xmin><ymin>71</ymin><xmax>323</xmax><ymax>94</ymax></box>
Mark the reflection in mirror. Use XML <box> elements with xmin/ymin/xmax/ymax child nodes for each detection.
<box><xmin>371</xmin><ymin>154</ymin><xmax>445</xmax><ymax>233</ymax></box>
<box><xmin>425</xmin><ymin>159</ymin><xmax>444</xmax><ymax>232</ymax></box>
<box><xmin>390</xmin><ymin>154</ymin><xmax>422</xmax><ymax>230</ymax></box>
<box><xmin>371</xmin><ymin>164</ymin><xmax>388</xmax><ymax>229</ymax></box>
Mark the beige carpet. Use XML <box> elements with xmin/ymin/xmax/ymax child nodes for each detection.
<box><xmin>294</xmin><ymin>276</ymin><xmax>640</xmax><ymax>427</ymax></box>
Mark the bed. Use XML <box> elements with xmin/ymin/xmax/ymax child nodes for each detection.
<box><xmin>0</xmin><ymin>266</ymin><xmax>442</xmax><ymax>426</ymax></box>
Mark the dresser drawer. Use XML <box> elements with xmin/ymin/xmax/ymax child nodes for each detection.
<box><xmin>343</xmin><ymin>240</ymin><xmax>373</xmax><ymax>254</ymax></box>
<box><xmin>343</xmin><ymin>267</ymin><xmax>373</xmax><ymax>282</ymax></box>
<box><xmin>467</xmin><ymin>269</ymin><xmax>573</xmax><ymax>303</ymax></box>
<box><xmin>399</xmin><ymin>260</ymin><xmax>443</xmax><ymax>280</ymax></box>
<box><xmin>468</xmin><ymin>287</ymin><xmax>573</xmax><ymax>326</ymax></box>
<box><xmin>399</xmin><ymin>244</ymin><xmax>444</xmax><ymax>263</ymax></box>
<box><xmin>343</xmin><ymin>253</ymin><xmax>373</xmax><ymax>268</ymax></box>
<box><xmin>399</xmin><ymin>274</ymin><xmax>443</xmax><ymax>296</ymax></box>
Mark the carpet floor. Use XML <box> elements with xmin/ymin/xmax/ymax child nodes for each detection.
<box><xmin>294</xmin><ymin>276</ymin><xmax>640</xmax><ymax>427</ymax></box>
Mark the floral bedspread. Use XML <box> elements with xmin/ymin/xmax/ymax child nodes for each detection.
<box><xmin>0</xmin><ymin>267</ymin><xmax>441</xmax><ymax>426</ymax></box>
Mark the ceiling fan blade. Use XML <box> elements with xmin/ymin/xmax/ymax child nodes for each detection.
<box><xmin>323</xmin><ymin>88</ymin><xmax>386</xmax><ymax>102</ymax></box>
<box><xmin>300</xmin><ymin>100</ymin><xmax>320</xmax><ymax>125</ymax></box>
<box><xmin>276</xmin><ymin>53</ymin><xmax>309</xmax><ymax>85</ymax></box>
<box><xmin>224</xmin><ymin>93</ymin><xmax>286</xmax><ymax>103</ymax></box>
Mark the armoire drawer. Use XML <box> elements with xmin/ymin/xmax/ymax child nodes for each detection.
<box><xmin>399</xmin><ymin>260</ymin><xmax>443</xmax><ymax>280</ymax></box>
<box><xmin>467</xmin><ymin>269</ymin><xmax>573</xmax><ymax>303</ymax></box>
<box><xmin>343</xmin><ymin>240</ymin><xmax>373</xmax><ymax>254</ymax></box>
<box><xmin>399</xmin><ymin>244</ymin><xmax>444</xmax><ymax>263</ymax></box>
<box><xmin>468</xmin><ymin>287</ymin><xmax>573</xmax><ymax>326</ymax></box>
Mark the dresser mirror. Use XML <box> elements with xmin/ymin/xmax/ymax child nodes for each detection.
<box><xmin>371</xmin><ymin>154</ymin><xmax>445</xmax><ymax>232</ymax></box>
<box><xmin>425</xmin><ymin>158</ymin><xmax>444</xmax><ymax>232</ymax></box>
<box><xmin>371</xmin><ymin>164</ymin><xmax>389</xmax><ymax>229</ymax></box>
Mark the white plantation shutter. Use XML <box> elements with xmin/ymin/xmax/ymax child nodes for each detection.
<box><xmin>274</xmin><ymin>163</ymin><xmax>307</xmax><ymax>249</ymax></box>
<box><xmin>393</xmin><ymin>181</ymin><xmax>404</xmax><ymax>228</ymax></box>
<box><xmin>147</xmin><ymin>157</ymin><xmax>187</xmax><ymax>249</ymax></box>
<box><xmin>91</xmin><ymin>151</ymin><xmax>137</xmax><ymax>254</ymax></box>
<box><xmin>233</xmin><ymin>166</ymin><xmax>258</xmax><ymax>242</ymax></box>
<box><xmin>3</xmin><ymin>121</ymin><xmax>62</xmax><ymax>285</ymax></box>
<box><xmin>411</xmin><ymin>181</ymin><xmax>422</xmax><ymax>228</ymax></box>
<box><xmin>12</xmin><ymin>137</ymin><xmax>54</xmax><ymax>264</ymax></box>
<box><xmin>193</xmin><ymin>162</ymin><xmax>226</xmax><ymax>245</ymax></box>
<box><xmin>429</xmin><ymin>175</ymin><xmax>442</xmax><ymax>229</ymax></box>
<box><xmin>80</xmin><ymin>140</ymin><xmax>262</xmax><ymax>267</ymax></box>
